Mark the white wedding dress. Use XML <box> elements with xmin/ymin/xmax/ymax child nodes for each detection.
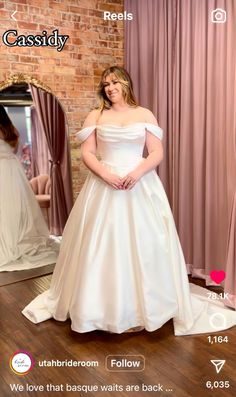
<box><xmin>0</xmin><ymin>139</ymin><xmax>59</xmax><ymax>272</ymax></box>
<box><xmin>22</xmin><ymin>124</ymin><xmax>236</xmax><ymax>335</ymax></box>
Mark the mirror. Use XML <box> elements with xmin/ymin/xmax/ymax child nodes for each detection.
<box><xmin>0</xmin><ymin>74</ymin><xmax>73</xmax><ymax>278</ymax></box>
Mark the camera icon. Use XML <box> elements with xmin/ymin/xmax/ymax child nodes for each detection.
<box><xmin>211</xmin><ymin>8</ymin><xmax>227</xmax><ymax>23</ymax></box>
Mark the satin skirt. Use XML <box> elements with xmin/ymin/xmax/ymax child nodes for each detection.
<box><xmin>0</xmin><ymin>149</ymin><xmax>59</xmax><ymax>272</ymax></box>
<box><xmin>22</xmin><ymin>164</ymin><xmax>236</xmax><ymax>335</ymax></box>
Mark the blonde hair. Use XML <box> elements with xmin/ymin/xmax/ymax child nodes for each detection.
<box><xmin>97</xmin><ymin>66</ymin><xmax>138</xmax><ymax>111</ymax></box>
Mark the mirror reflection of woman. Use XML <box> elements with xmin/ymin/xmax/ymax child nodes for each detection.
<box><xmin>22</xmin><ymin>67</ymin><xmax>236</xmax><ymax>335</ymax></box>
<box><xmin>0</xmin><ymin>105</ymin><xmax>58</xmax><ymax>272</ymax></box>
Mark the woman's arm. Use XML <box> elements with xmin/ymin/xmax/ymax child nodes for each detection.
<box><xmin>122</xmin><ymin>109</ymin><xmax>163</xmax><ymax>190</ymax></box>
<box><xmin>13</xmin><ymin>137</ymin><xmax>19</xmax><ymax>154</ymax></box>
<box><xmin>81</xmin><ymin>111</ymin><xmax>123</xmax><ymax>190</ymax></box>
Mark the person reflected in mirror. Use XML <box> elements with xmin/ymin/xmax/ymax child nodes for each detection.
<box><xmin>0</xmin><ymin>105</ymin><xmax>59</xmax><ymax>272</ymax></box>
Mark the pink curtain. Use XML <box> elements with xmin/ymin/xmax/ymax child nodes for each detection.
<box><xmin>125</xmin><ymin>0</ymin><xmax>236</xmax><ymax>303</ymax></box>
<box><xmin>30</xmin><ymin>106</ymin><xmax>50</xmax><ymax>177</ymax></box>
<box><xmin>30</xmin><ymin>85</ymin><xmax>73</xmax><ymax>235</ymax></box>
<box><xmin>225</xmin><ymin>193</ymin><xmax>236</xmax><ymax>308</ymax></box>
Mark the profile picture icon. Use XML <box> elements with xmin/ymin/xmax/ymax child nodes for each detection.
<box><xmin>211</xmin><ymin>8</ymin><xmax>227</xmax><ymax>23</ymax></box>
<box><xmin>9</xmin><ymin>351</ymin><xmax>35</xmax><ymax>376</ymax></box>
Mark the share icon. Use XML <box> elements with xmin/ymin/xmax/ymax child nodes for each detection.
<box><xmin>210</xmin><ymin>360</ymin><xmax>226</xmax><ymax>374</ymax></box>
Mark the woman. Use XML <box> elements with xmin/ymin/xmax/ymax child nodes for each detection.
<box><xmin>0</xmin><ymin>105</ymin><xmax>58</xmax><ymax>271</ymax></box>
<box><xmin>22</xmin><ymin>67</ymin><xmax>236</xmax><ymax>335</ymax></box>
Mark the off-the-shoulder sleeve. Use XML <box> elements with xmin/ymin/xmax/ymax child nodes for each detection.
<box><xmin>75</xmin><ymin>125</ymin><xmax>96</xmax><ymax>142</ymax></box>
<box><xmin>145</xmin><ymin>123</ymin><xmax>163</xmax><ymax>140</ymax></box>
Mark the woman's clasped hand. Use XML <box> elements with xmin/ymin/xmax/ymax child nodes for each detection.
<box><xmin>102</xmin><ymin>169</ymin><xmax>143</xmax><ymax>190</ymax></box>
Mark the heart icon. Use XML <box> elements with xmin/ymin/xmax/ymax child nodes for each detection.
<box><xmin>210</xmin><ymin>270</ymin><xmax>226</xmax><ymax>284</ymax></box>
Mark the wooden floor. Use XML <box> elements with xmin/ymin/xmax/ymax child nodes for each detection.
<box><xmin>0</xmin><ymin>275</ymin><xmax>235</xmax><ymax>397</ymax></box>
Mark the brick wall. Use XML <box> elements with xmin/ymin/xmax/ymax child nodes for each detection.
<box><xmin>0</xmin><ymin>0</ymin><xmax>124</xmax><ymax>198</ymax></box>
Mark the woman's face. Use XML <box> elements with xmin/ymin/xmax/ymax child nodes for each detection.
<box><xmin>103</xmin><ymin>73</ymin><xmax>124</xmax><ymax>104</ymax></box>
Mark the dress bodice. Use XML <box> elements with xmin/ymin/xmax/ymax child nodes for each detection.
<box><xmin>0</xmin><ymin>138</ymin><xmax>15</xmax><ymax>159</ymax></box>
<box><xmin>76</xmin><ymin>123</ymin><xmax>163</xmax><ymax>168</ymax></box>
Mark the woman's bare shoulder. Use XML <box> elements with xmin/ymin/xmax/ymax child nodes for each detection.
<box><xmin>83</xmin><ymin>109</ymin><xmax>101</xmax><ymax>128</ymax></box>
<box><xmin>136</xmin><ymin>107</ymin><xmax>158</xmax><ymax>124</ymax></box>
